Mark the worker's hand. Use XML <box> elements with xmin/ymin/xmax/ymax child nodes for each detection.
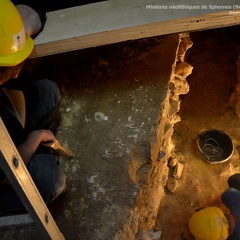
<box><xmin>17</xmin><ymin>130</ymin><xmax>56</xmax><ymax>165</ymax></box>
<box><xmin>28</xmin><ymin>129</ymin><xmax>56</xmax><ymax>145</ymax></box>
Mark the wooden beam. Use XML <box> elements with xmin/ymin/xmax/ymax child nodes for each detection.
<box><xmin>30</xmin><ymin>0</ymin><xmax>240</xmax><ymax>58</ymax></box>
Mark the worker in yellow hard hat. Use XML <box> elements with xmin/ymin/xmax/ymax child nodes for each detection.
<box><xmin>189</xmin><ymin>173</ymin><xmax>240</xmax><ymax>240</ymax></box>
<box><xmin>189</xmin><ymin>207</ymin><xmax>230</xmax><ymax>240</ymax></box>
<box><xmin>0</xmin><ymin>0</ymin><xmax>66</xmax><ymax>211</ymax></box>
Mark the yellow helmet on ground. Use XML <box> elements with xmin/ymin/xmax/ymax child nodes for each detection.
<box><xmin>0</xmin><ymin>0</ymin><xmax>34</xmax><ymax>66</ymax></box>
<box><xmin>189</xmin><ymin>207</ymin><xmax>228</xmax><ymax>240</ymax></box>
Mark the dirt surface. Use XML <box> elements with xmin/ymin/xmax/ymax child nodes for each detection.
<box><xmin>155</xmin><ymin>26</ymin><xmax>240</xmax><ymax>239</ymax></box>
<box><xmin>0</xmin><ymin>35</ymin><xmax>177</xmax><ymax>239</ymax></box>
<box><xmin>0</xmin><ymin>25</ymin><xmax>240</xmax><ymax>240</ymax></box>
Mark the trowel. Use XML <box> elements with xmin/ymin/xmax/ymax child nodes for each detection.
<box><xmin>43</xmin><ymin>139</ymin><xmax>73</xmax><ymax>158</ymax></box>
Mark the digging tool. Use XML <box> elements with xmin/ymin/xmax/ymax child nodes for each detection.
<box><xmin>43</xmin><ymin>139</ymin><xmax>73</xmax><ymax>158</ymax></box>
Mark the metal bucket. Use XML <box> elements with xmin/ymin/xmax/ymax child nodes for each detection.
<box><xmin>197</xmin><ymin>129</ymin><xmax>234</xmax><ymax>164</ymax></box>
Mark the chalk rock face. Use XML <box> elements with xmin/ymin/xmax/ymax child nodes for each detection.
<box><xmin>229</xmin><ymin>58</ymin><xmax>240</xmax><ymax>118</ymax></box>
<box><xmin>175</xmin><ymin>62</ymin><xmax>193</xmax><ymax>80</ymax></box>
<box><xmin>166</xmin><ymin>177</ymin><xmax>178</xmax><ymax>193</ymax></box>
<box><xmin>169</xmin><ymin>39</ymin><xmax>193</xmax><ymax>96</ymax></box>
<box><xmin>173</xmin><ymin>162</ymin><xmax>184</xmax><ymax>180</ymax></box>
<box><xmin>170</xmin><ymin>77</ymin><xmax>190</xmax><ymax>95</ymax></box>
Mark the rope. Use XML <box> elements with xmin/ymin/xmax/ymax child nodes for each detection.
<box><xmin>201</xmin><ymin>138</ymin><xmax>225</xmax><ymax>161</ymax></box>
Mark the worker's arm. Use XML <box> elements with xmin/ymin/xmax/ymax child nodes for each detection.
<box><xmin>17</xmin><ymin>129</ymin><xmax>56</xmax><ymax>166</ymax></box>
<box><xmin>16</xmin><ymin>4</ymin><xmax>46</xmax><ymax>37</ymax></box>
<box><xmin>16</xmin><ymin>4</ymin><xmax>42</xmax><ymax>36</ymax></box>
<box><xmin>0</xmin><ymin>129</ymin><xmax>56</xmax><ymax>184</ymax></box>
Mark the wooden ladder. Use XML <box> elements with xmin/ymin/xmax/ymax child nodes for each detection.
<box><xmin>0</xmin><ymin>118</ymin><xmax>65</xmax><ymax>240</ymax></box>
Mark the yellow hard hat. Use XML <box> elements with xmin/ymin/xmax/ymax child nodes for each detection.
<box><xmin>189</xmin><ymin>207</ymin><xmax>228</xmax><ymax>240</ymax></box>
<box><xmin>0</xmin><ymin>0</ymin><xmax>34</xmax><ymax>66</ymax></box>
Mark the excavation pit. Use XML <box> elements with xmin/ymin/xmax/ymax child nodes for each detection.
<box><xmin>0</xmin><ymin>24</ymin><xmax>240</xmax><ymax>240</ymax></box>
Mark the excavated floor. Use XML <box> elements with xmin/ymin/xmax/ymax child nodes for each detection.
<box><xmin>0</xmin><ymin>34</ymin><xmax>179</xmax><ymax>239</ymax></box>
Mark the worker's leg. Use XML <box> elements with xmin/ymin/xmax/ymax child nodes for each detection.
<box><xmin>24</xmin><ymin>79</ymin><xmax>60</xmax><ymax>132</ymax></box>
<box><xmin>0</xmin><ymin>154</ymin><xmax>66</xmax><ymax>212</ymax></box>
<box><xmin>227</xmin><ymin>173</ymin><xmax>240</xmax><ymax>191</ymax></box>
<box><xmin>28</xmin><ymin>153</ymin><xmax>67</xmax><ymax>204</ymax></box>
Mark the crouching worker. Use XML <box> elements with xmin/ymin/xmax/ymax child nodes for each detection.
<box><xmin>189</xmin><ymin>173</ymin><xmax>240</xmax><ymax>240</ymax></box>
<box><xmin>0</xmin><ymin>0</ymin><xmax>66</xmax><ymax>211</ymax></box>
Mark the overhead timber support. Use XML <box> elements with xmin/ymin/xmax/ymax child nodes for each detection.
<box><xmin>30</xmin><ymin>0</ymin><xmax>240</xmax><ymax>58</ymax></box>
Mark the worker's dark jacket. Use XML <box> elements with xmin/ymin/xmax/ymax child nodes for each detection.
<box><xmin>0</xmin><ymin>77</ymin><xmax>66</xmax><ymax>212</ymax></box>
<box><xmin>222</xmin><ymin>188</ymin><xmax>240</xmax><ymax>240</ymax></box>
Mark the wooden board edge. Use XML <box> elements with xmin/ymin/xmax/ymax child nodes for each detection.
<box><xmin>30</xmin><ymin>11</ymin><xmax>240</xmax><ymax>58</ymax></box>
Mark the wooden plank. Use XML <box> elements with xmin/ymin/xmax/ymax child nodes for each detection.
<box><xmin>30</xmin><ymin>0</ymin><xmax>240</xmax><ymax>58</ymax></box>
<box><xmin>0</xmin><ymin>118</ymin><xmax>65</xmax><ymax>240</ymax></box>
